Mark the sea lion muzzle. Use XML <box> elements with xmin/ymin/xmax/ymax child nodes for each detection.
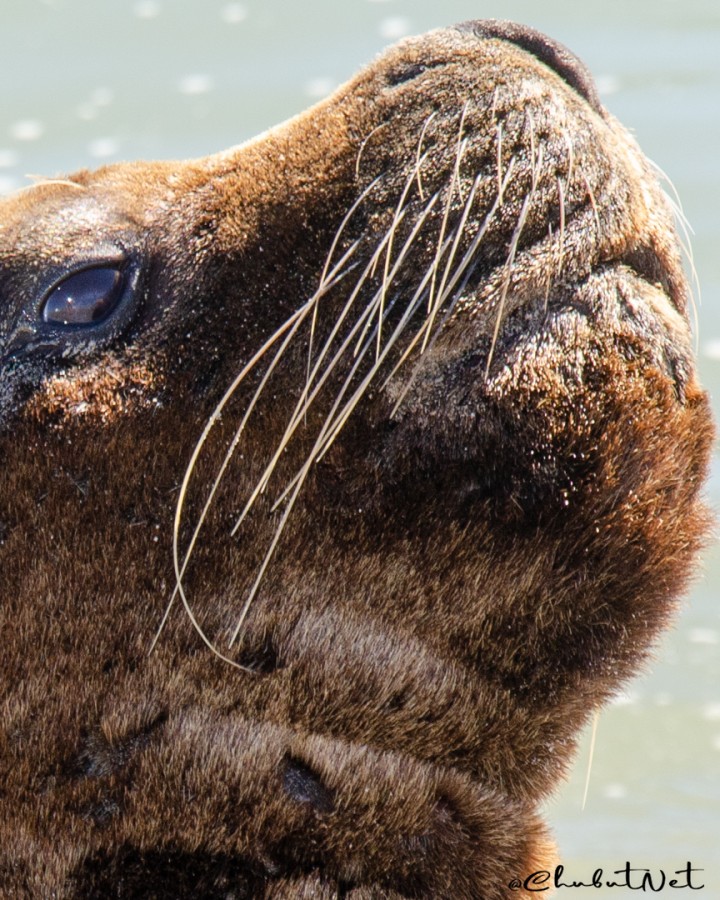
<box><xmin>457</xmin><ymin>19</ymin><xmax>603</xmax><ymax>112</ymax></box>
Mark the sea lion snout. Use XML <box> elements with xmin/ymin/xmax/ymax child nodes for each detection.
<box><xmin>456</xmin><ymin>19</ymin><xmax>603</xmax><ymax>114</ymax></box>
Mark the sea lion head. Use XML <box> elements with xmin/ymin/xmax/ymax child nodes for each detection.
<box><xmin>0</xmin><ymin>20</ymin><xmax>712</xmax><ymax>898</ymax></box>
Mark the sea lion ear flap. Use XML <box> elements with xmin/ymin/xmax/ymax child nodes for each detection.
<box><xmin>456</xmin><ymin>18</ymin><xmax>603</xmax><ymax>114</ymax></box>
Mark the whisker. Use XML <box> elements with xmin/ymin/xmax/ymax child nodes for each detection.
<box><xmin>229</xmin><ymin>470</ymin><xmax>307</xmax><ymax>646</ymax></box>
<box><xmin>238</xmin><ymin>190</ymin><xmax>442</xmax><ymax>527</ymax></box>
<box><xmin>307</xmin><ymin>176</ymin><xmax>383</xmax><ymax>391</ymax></box>
<box><xmin>273</xmin><ymin>207</ymin><xmax>450</xmax><ymax>516</ymax></box>
<box><xmin>173</xmin><ymin>93</ymin><xmax>567</xmax><ymax>656</ymax></box>
<box><xmin>582</xmin><ymin>710</ymin><xmax>601</xmax><ymax>811</ymax></box>
<box><xmin>313</xmin><ymin>286</ymin><xmax>430</xmax><ymax>463</ymax></box>
<box><xmin>490</xmin><ymin>85</ymin><xmax>500</xmax><ymax>120</ymax></box>
<box><xmin>563</xmin><ymin>129</ymin><xmax>576</xmax><ymax>199</ymax></box>
<box><xmin>521</xmin><ymin>111</ymin><xmax>551</xmax><ymax>313</ymax></box>
<box><xmin>420</xmin><ymin>160</ymin><xmax>479</xmax><ymax>354</ymax></box>
<box><xmin>149</xmin><ymin>300</ymin><xmax>310</xmax><ymax>656</ymax></box>
<box><xmin>415</xmin><ymin>112</ymin><xmax>437</xmax><ymax>202</ymax></box>
<box><xmin>355</xmin><ymin>122</ymin><xmax>388</xmax><ymax>181</ymax></box>
<box><xmin>388</xmin><ymin>254</ymin><xmax>483</xmax><ymax>419</ymax></box>
<box><xmin>319</xmin><ymin>171</ymin><xmax>516</xmax><ymax>460</ymax></box>
<box><xmin>172</xmin><ymin>571</ymin><xmax>252</xmax><ymax>671</ymax></box>
<box><xmin>453</xmin><ymin>103</ymin><xmax>471</xmax><ymax>205</ymax></box>
<box><xmin>544</xmin><ymin>222</ymin><xmax>554</xmax><ymax>307</ymax></box>
<box><xmin>485</xmin><ymin>181</ymin><xmax>529</xmax><ymax>378</ymax></box>
<box><xmin>230</xmin><ymin>280</ymin><xmax>431</xmax><ymax>647</ymax></box>
<box><xmin>376</xmin><ymin>235</ymin><xmax>454</xmax><ymax>392</ymax></box>
<box><xmin>150</xmin><ymin>248</ymin><xmax>358</xmax><ymax>656</ymax></box>
<box><xmin>581</xmin><ymin>172</ymin><xmax>601</xmax><ymax>235</ymax></box>
<box><xmin>496</xmin><ymin>120</ymin><xmax>506</xmax><ymax>204</ymax></box>
<box><xmin>647</xmin><ymin>157</ymin><xmax>692</xmax><ymax>235</ymax></box>
<box><xmin>312</xmin><ymin>250</ymin><xmax>454</xmax><ymax>464</ymax></box>
<box><xmin>221</xmin><ymin>246</ymin><xmax>365</xmax><ymax>529</ymax></box>
<box><xmin>649</xmin><ymin>161</ymin><xmax>701</xmax><ymax>336</ymax></box>
<box><xmin>353</xmin><ymin>209</ymin><xmax>410</xmax><ymax>357</ymax></box>
<box><xmin>418</xmin><ymin>103</ymin><xmax>471</xmax><ymax>352</ymax></box>
<box><xmin>385</xmin><ymin>159</ymin><xmax>517</xmax><ymax>391</ymax></box>
<box><xmin>270</xmin><ymin>292</ymin><xmax>402</xmax><ymax>512</ymax></box>
<box><xmin>426</xmin><ymin>144</ymin><xmax>466</xmax><ymax>321</ymax></box>
<box><xmin>556</xmin><ymin>175</ymin><xmax>566</xmax><ymax>282</ymax></box>
<box><xmin>526</xmin><ymin>107</ymin><xmax>537</xmax><ymax>188</ymax></box>
<box><xmin>376</xmin><ymin>150</ymin><xmax>431</xmax><ymax>358</ymax></box>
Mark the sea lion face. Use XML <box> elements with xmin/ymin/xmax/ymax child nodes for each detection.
<box><xmin>0</xmin><ymin>21</ymin><xmax>712</xmax><ymax>899</ymax></box>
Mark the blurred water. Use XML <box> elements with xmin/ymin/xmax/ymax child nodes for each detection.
<box><xmin>1</xmin><ymin>0</ymin><xmax>718</xmax><ymax>893</ymax></box>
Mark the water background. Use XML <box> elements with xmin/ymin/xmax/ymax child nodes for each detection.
<box><xmin>1</xmin><ymin>1</ymin><xmax>719</xmax><ymax>894</ymax></box>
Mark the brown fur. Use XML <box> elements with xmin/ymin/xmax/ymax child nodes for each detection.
<box><xmin>0</xmin><ymin>20</ymin><xmax>713</xmax><ymax>899</ymax></box>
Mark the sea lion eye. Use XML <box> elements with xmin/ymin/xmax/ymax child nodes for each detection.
<box><xmin>41</xmin><ymin>266</ymin><xmax>126</xmax><ymax>326</ymax></box>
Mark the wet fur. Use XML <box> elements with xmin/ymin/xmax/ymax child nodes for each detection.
<box><xmin>0</xmin><ymin>20</ymin><xmax>713</xmax><ymax>899</ymax></box>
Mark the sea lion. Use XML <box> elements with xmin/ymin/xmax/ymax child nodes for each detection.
<box><xmin>0</xmin><ymin>19</ymin><xmax>712</xmax><ymax>899</ymax></box>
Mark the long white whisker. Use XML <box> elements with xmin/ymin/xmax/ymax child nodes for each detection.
<box><xmin>307</xmin><ymin>176</ymin><xmax>382</xmax><ymax>390</ymax></box>
<box><xmin>270</xmin><ymin>202</ymin><xmax>448</xmax><ymax>515</ymax></box>
<box><xmin>353</xmin><ymin>208</ymin><xmax>411</xmax><ymax>357</ymax></box>
<box><xmin>272</xmin><ymin>196</ymin><xmax>451</xmax><ymax>510</ymax></box>
<box><xmin>420</xmin><ymin>147</ymin><xmax>479</xmax><ymax>354</ymax></box>
<box><xmin>270</xmin><ymin>296</ymin><xmax>398</xmax><ymax>512</ymax></box>
<box><xmin>376</xmin><ymin>150</ymin><xmax>431</xmax><ymax>357</ymax></box>
<box><xmin>650</xmin><ymin>163</ymin><xmax>701</xmax><ymax>336</ymax></box>
<box><xmin>485</xmin><ymin>183</ymin><xmax>530</xmax><ymax>378</ymax></box>
<box><xmin>229</xmin><ymin>246</ymin><xmax>437</xmax><ymax>647</ymax></box>
<box><xmin>313</xmin><ymin>286</ymin><xmax>430</xmax><ymax>463</ymax></box>
<box><xmin>355</xmin><ymin>122</ymin><xmax>387</xmax><ymax>181</ymax></box>
<box><xmin>556</xmin><ymin>175</ymin><xmax>566</xmax><ymax>283</ymax></box>
<box><xmin>353</xmin><ymin>132</ymin><xmax>433</xmax><ymax>361</ymax></box>
<box><xmin>415</xmin><ymin>112</ymin><xmax>437</xmax><ymax>201</ymax></box>
<box><xmin>384</xmin><ymin>159</ymin><xmax>516</xmax><ymax>391</ymax></box>
<box><xmin>233</xmin><ymin>241</ymin><xmax>398</xmax><ymax>530</ymax></box>
<box><xmin>388</xmin><ymin>254</ymin><xmax>483</xmax><ymax>419</ymax></box>
<box><xmin>235</xmin><ymin>190</ymin><xmax>442</xmax><ymax>530</ymax></box>
<box><xmin>426</xmin><ymin>106</ymin><xmax>470</xmax><ymax>320</ymax></box>
<box><xmin>582</xmin><ymin>711</ymin><xmax>601</xmax><ymax>811</ymax></box>
<box><xmin>150</xmin><ymin>247</ymin><xmax>357</xmax><ymax>656</ymax></box>
<box><xmin>496</xmin><ymin>120</ymin><xmax>505</xmax><ymax>204</ymax></box>
<box><xmin>149</xmin><ymin>301</ymin><xmax>309</xmax><ymax>656</ymax></box>
<box><xmin>314</xmin><ymin>185</ymin><xmax>486</xmax><ymax>463</ymax></box>
<box><xmin>563</xmin><ymin>129</ymin><xmax>575</xmax><ymax>199</ymax></box>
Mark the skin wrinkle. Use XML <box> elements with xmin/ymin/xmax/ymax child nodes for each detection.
<box><xmin>0</xmin><ymin>19</ymin><xmax>713</xmax><ymax>900</ymax></box>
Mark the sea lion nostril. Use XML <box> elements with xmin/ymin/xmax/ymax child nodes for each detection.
<box><xmin>456</xmin><ymin>19</ymin><xmax>603</xmax><ymax>115</ymax></box>
<box><xmin>282</xmin><ymin>757</ymin><xmax>335</xmax><ymax>814</ymax></box>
